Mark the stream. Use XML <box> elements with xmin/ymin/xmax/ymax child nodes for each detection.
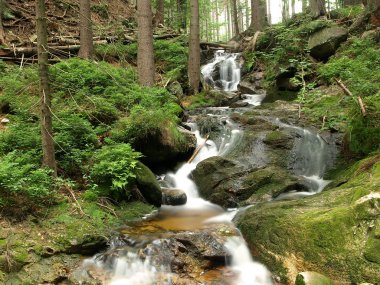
<box><xmin>72</xmin><ymin>50</ymin><xmax>336</xmax><ymax>285</ymax></box>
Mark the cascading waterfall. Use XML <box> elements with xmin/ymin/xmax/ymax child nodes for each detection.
<box><xmin>273</xmin><ymin>119</ymin><xmax>336</xmax><ymax>200</ymax></box>
<box><xmin>201</xmin><ymin>50</ymin><xmax>241</xmax><ymax>92</ymax></box>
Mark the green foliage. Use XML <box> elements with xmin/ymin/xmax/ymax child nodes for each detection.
<box><xmin>0</xmin><ymin>122</ymin><xmax>41</xmax><ymax>154</ymax></box>
<box><xmin>349</xmin><ymin>94</ymin><xmax>380</xmax><ymax>155</ymax></box>
<box><xmin>330</xmin><ymin>5</ymin><xmax>364</xmax><ymax>19</ymax></box>
<box><xmin>0</xmin><ymin>151</ymin><xmax>54</xmax><ymax>212</ymax></box>
<box><xmin>319</xmin><ymin>37</ymin><xmax>380</xmax><ymax>97</ymax></box>
<box><xmin>89</xmin><ymin>144</ymin><xmax>141</xmax><ymax>200</ymax></box>
<box><xmin>95</xmin><ymin>39</ymin><xmax>188</xmax><ymax>81</ymax></box>
<box><xmin>242</xmin><ymin>51</ymin><xmax>256</xmax><ymax>73</ymax></box>
<box><xmin>91</xmin><ymin>3</ymin><xmax>109</xmax><ymax>19</ymax></box>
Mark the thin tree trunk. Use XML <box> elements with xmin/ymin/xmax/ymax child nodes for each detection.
<box><xmin>291</xmin><ymin>0</ymin><xmax>296</xmax><ymax>15</ymax></box>
<box><xmin>154</xmin><ymin>0</ymin><xmax>165</xmax><ymax>26</ymax></box>
<box><xmin>302</xmin><ymin>0</ymin><xmax>308</xmax><ymax>12</ymax></box>
<box><xmin>78</xmin><ymin>0</ymin><xmax>94</xmax><ymax>59</ymax></box>
<box><xmin>137</xmin><ymin>0</ymin><xmax>155</xmax><ymax>86</ymax></box>
<box><xmin>231</xmin><ymin>0</ymin><xmax>240</xmax><ymax>35</ymax></box>
<box><xmin>227</xmin><ymin>1</ymin><xmax>232</xmax><ymax>39</ymax></box>
<box><xmin>36</xmin><ymin>0</ymin><xmax>57</xmax><ymax>175</ymax></box>
<box><xmin>188</xmin><ymin>0</ymin><xmax>200</xmax><ymax>94</ymax></box>
<box><xmin>239</xmin><ymin>2</ymin><xmax>244</xmax><ymax>31</ymax></box>
<box><xmin>177</xmin><ymin>0</ymin><xmax>187</xmax><ymax>31</ymax></box>
<box><xmin>216</xmin><ymin>0</ymin><xmax>220</xmax><ymax>41</ymax></box>
<box><xmin>0</xmin><ymin>0</ymin><xmax>6</xmax><ymax>45</ymax></box>
<box><xmin>245</xmin><ymin>0</ymin><xmax>250</xmax><ymax>29</ymax></box>
<box><xmin>267</xmin><ymin>0</ymin><xmax>272</xmax><ymax>25</ymax></box>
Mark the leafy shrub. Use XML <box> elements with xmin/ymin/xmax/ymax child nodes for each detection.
<box><xmin>0</xmin><ymin>151</ymin><xmax>54</xmax><ymax>214</ymax></box>
<box><xmin>349</xmin><ymin>93</ymin><xmax>380</xmax><ymax>155</ymax></box>
<box><xmin>89</xmin><ymin>144</ymin><xmax>141</xmax><ymax>200</ymax></box>
<box><xmin>54</xmin><ymin>113</ymin><xmax>98</xmax><ymax>175</ymax></box>
<box><xmin>0</xmin><ymin>122</ymin><xmax>41</xmax><ymax>154</ymax></box>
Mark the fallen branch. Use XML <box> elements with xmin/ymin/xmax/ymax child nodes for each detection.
<box><xmin>188</xmin><ymin>134</ymin><xmax>210</xmax><ymax>164</ymax></box>
<box><xmin>334</xmin><ymin>78</ymin><xmax>366</xmax><ymax>116</ymax></box>
<box><xmin>64</xmin><ymin>186</ymin><xmax>89</xmax><ymax>217</ymax></box>
<box><xmin>200</xmin><ymin>42</ymin><xmax>235</xmax><ymax>50</ymax></box>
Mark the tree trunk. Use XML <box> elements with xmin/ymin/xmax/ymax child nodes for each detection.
<box><xmin>154</xmin><ymin>0</ymin><xmax>165</xmax><ymax>26</ymax></box>
<box><xmin>0</xmin><ymin>0</ymin><xmax>5</xmax><ymax>45</ymax></box>
<box><xmin>137</xmin><ymin>0</ymin><xmax>155</xmax><ymax>86</ymax></box>
<box><xmin>78</xmin><ymin>0</ymin><xmax>94</xmax><ymax>59</ymax></box>
<box><xmin>310</xmin><ymin>0</ymin><xmax>326</xmax><ymax>17</ymax></box>
<box><xmin>227</xmin><ymin>1</ymin><xmax>232</xmax><ymax>39</ymax></box>
<box><xmin>302</xmin><ymin>0</ymin><xmax>308</xmax><ymax>12</ymax></box>
<box><xmin>231</xmin><ymin>0</ymin><xmax>240</xmax><ymax>35</ymax></box>
<box><xmin>367</xmin><ymin>0</ymin><xmax>380</xmax><ymax>10</ymax></box>
<box><xmin>36</xmin><ymin>0</ymin><xmax>57</xmax><ymax>175</ymax></box>
<box><xmin>245</xmin><ymin>0</ymin><xmax>250</xmax><ymax>29</ymax></box>
<box><xmin>188</xmin><ymin>0</ymin><xmax>200</xmax><ymax>94</ymax></box>
<box><xmin>282</xmin><ymin>0</ymin><xmax>290</xmax><ymax>21</ymax></box>
<box><xmin>291</xmin><ymin>0</ymin><xmax>296</xmax><ymax>16</ymax></box>
<box><xmin>177</xmin><ymin>0</ymin><xmax>187</xmax><ymax>31</ymax></box>
<box><xmin>267</xmin><ymin>0</ymin><xmax>272</xmax><ymax>25</ymax></box>
<box><xmin>216</xmin><ymin>0</ymin><xmax>220</xmax><ymax>41</ymax></box>
<box><xmin>251</xmin><ymin>0</ymin><xmax>262</xmax><ymax>31</ymax></box>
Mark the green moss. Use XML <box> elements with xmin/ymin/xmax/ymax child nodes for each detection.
<box><xmin>237</xmin><ymin>154</ymin><xmax>380</xmax><ymax>283</ymax></box>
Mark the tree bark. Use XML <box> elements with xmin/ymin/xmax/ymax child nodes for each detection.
<box><xmin>267</xmin><ymin>0</ymin><xmax>272</xmax><ymax>25</ymax></box>
<box><xmin>310</xmin><ymin>0</ymin><xmax>326</xmax><ymax>17</ymax></box>
<box><xmin>0</xmin><ymin>0</ymin><xmax>5</xmax><ymax>45</ymax></box>
<box><xmin>78</xmin><ymin>0</ymin><xmax>94</xmax><ymax>59</ymax></box>
<box><xmin>137</xmin><ymin>0</ymin><xmax>155</xmax><ymax>86</ymax></box>
<box><xmin>188</xmin><ymin>0</ymin><xmax>200</xmax><ymax>94</ymax></box>
<box><xmin>251</xmin><ymin>0</ymin><xmax>262</xmax><ymax>31</ymax></box>
<box><xmin>231</xmin><ymin>0</ymin><xmax>240</xmax><ymax>35</ymax></box>
<box><xmin>154</xmin><ymin>0</ymin><xmax>165</xmax><ymax>26</ymax></box>
<box><xmin>36</xmin><ymin>0</ymin><xmax>57</xmax><ymax>175</ymax></box>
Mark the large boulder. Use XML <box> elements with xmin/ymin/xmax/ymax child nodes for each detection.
<box><xmin>135</xmin><ymin>162</ymin><xmax>162</xmax><ymax>207</ymax></box>
<box><xmin>308</xmin><ymin>26</ymin><xmax>348</xmax><ymax>60</ymax></box>
<box><xmin>235</xmin><ymin>154</ymin><xmax>380</xmax><ymax>284</ymax></box>
<box><xmin>136</xmin><ymin>127</ymin><xmax>196</xmax><ymax>168</ymax></box>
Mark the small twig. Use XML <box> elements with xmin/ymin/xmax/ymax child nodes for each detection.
<box><xmin>96</xmin><ymin>202</ymin><xmax>118</xmax><ymax>217</ymax></box>
<box><xmin>334</xmin><ymin>78</ymin><xmax>366</xmax><ymax>116</ymax></box>
<box><xmin>64</xmin><ymin>186</ymin><xmax>89</xmax><ymax>217</ymax></box>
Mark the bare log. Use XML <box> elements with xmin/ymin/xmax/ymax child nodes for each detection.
<box><xmin>200</xmin><ymin>42</ymin><xmax>236</xmax><ymax>50</ymax></box>
<box><xmin>188</xmin><ymin>134</ymin><xmax>209</xmax><ymax>164</ymax></box>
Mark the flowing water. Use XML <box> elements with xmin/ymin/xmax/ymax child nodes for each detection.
<box><xmin>74</xmin><ymin>51</ymin><xmax>335</xmax><ymax>284</ymax></box>
<box><xmin>201</xmin><ymin>50</ymin><xmax>241</xmax><ymax>92</ymax></box>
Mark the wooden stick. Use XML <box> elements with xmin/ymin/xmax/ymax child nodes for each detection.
<box><xmin>188</xmin><ymin>134</ymin><xmax>209</xmax><ymax>164</ymax></box>
<box><xmin>334</xmin><ymin>78</ymin><xmax>366</xmax><ymax>116</ymax></box>
<box><xmin>357</xmin><ymin>96</ymin><xmax>367</xmax><ymax>117</ymax></box>
<box><xmin>65</xmin><ymin>186</ymin><xmax>89</xmax><ymax>217</ymax></box>
<box><xmin>334</xmin><ymin>78</ymin><xmax>353</xmax><ymax>97</ymax></box>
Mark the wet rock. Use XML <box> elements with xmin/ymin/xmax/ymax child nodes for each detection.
<box><xmin>263</xmin><ymin>130</ymin><xmax>293</xmax><ymax>149</ymax></box>
<box><xmin>235</xmin><ymin>154</ymin><xmax>380</xmax><ymax>283</ymax></box>
<box><xmin>191</xmin><ymin>156</ymin><xmax>244</xmax><ymax>202</ymax></box>
<box><xmin>135</xmin><ymin>162</ymin><xmax>163</xmax><ymax>207</ymax></box>
<box><xmin>308</xmin><ymin>26</ymin><xmax>348</xmax><ymax>60</ymax></box>
<box><xmin>136</xmin><ymin>127</ymin><xmax>196</xmax><ymax>168</ymax></box>
<box><xmin>162</xmin><ymin>188</ymin><xmax>187</xmax><ymax>206</ymax></box>
<box><xmin>229</xmin><ymin>101</ymin><xmax>249</xmax><ymax>108</ymax></box>
<box><xmin>65</xmin><ymin>235</ymin><xmax>108</xmax><ymax>255</ymax></box>
<box><xmin>209</xmin><ymin>90</ymin><xmax>240</xmax><ymax>106</ymax></box>
<box><xmin>295</xmin><ymin>271</ymin><xmax>334</xmax><ymax>285</ymax></box>
<box><xmin>238</xmin><ymin>80</ymin><xmax>256</xmax><ymax>94</ymax></box>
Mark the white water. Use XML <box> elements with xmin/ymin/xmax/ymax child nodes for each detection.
<box><xmin>201</xmin><ymin>50</ymin><xmax>241</xmax><ymax>92</ymax></box>
<box><xmin>272</xmin><ymin>119</ymin><xmax>333</xmax><ymax>200</ymax></box>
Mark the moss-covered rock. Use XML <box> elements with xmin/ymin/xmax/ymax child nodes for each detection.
<box><xmin>308</xmin><ymin>26</ymin><xmax>348</xmax><ymax>60</ymax></box>
<box><xmin>135</xmin><ymin>162</ymin><xmax>163</xmax><ymax>207</ymax></box>
<box><xmin>235</xmin><ymin>154</ymin><xmax>380</xmax><ymax>284</ymax></box>
<box><xmin>0</xmin><ymin>200</ymin><xmax>154</xmax><ymax>283</ymax></box>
